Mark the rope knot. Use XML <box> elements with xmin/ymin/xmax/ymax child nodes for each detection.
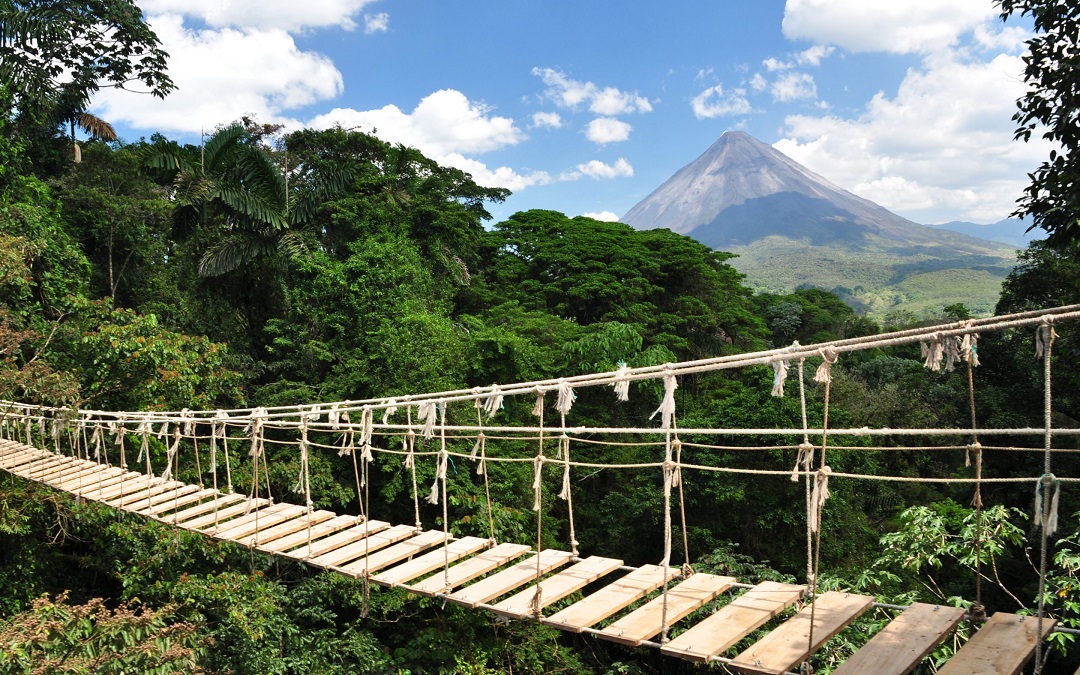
<box><xmin>792</xmin><ymin>442</ymin><xmax>815</xmax><ymax>482</ymax></box>
<box><xmin>808</xmin><ymin>466</ymin><xmax>832</xmax><ymax>534</ymax></box>
<box><xmin>771</xmin><ymin>358</ymin><xmax>790</xmax><ymax>397</ymax></box>
<box><xmin>1035</xmin><ymin>473</ymin><xmax>1061</xmax><ymax>535</ymax></box>
<box><xmin>612</xmin><ymin>361</ymin><xmax>630</xmax><ymax>401</ymax></box>
<box><xmin>814</xmin><ymin>348</ymin><xmax>838</xmax><ymax>383</ymax></box>
<box><xmin>650</xmin><ymin>368</ymin><xmax>679</xmax><ymax>429</ymax></box>
<box><xmin>1035</xmin><ymin>319</ymin><xmax>1058</xmax><ymax>360</ymax></box>
<box><xmin>555</xmin><ymin>379</ymin><xmax>576</xmax><ymax>416</ymax></box>
<box><xmin>482</xmin><ymin>385</ymin><xmax>503</xmax><ymax>419</ymax></box>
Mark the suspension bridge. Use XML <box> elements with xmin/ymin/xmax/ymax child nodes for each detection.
<box><xmin>2</xmin><ymin>304</ymin><xmax>1079</xmax><ymax>674</ymax></box>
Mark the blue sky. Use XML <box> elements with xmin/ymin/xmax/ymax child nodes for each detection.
<box><xmin>95</xmin><ymin>0</ymin><xmax>1047</xmax><ymax>227</ymax></box>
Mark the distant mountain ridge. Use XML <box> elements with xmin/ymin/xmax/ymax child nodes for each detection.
<box><xmin>621</xmin><ymin>131</ymin><xmax>1017</xmax><ymax>316</ymax></box>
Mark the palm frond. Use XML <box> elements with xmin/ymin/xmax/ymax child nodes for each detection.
<box><xmin>75</xmin><ymin>112</ymin><xmax>116</xmax><ymax>141</ymax></box>
<box><xmin>198</xmin><ymin>233</ymin><xmax>278</xmax><ymax>277</ymax></box>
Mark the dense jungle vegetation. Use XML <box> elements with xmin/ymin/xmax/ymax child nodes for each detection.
<box><xmin>2</xmin><ymin>1</ymin><xmax>1080</xmax><ymax>673</ymax></box>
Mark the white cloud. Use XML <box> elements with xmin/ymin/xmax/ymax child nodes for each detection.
<box><xmin>532</xmin><ymin>67</ymin><xmax>652</xmax><ymax>115</ymax></box>
<box><xmin>138</xmin><ymin>0</ymin><xmax>379</xmax><ymax>32</ymax></box>
<box><xmin>797</xmin><ymin>44</ymin><xmax>835</xmax><ymax>66</ymax></box>
<box><xmin>532</xmin><ymin>111</ymin><xmax>563</xmax><ymax>128</ymax></box>
<box><xmin>773</xmin><ymin>52</ymin><xmax>1052</xmax><ymax>223</ymax></box>
<box><xmin>585</xmin><ymin>117</ymin><xmax>632</xmax><ymax>144</ymax></box>
<box><xmin>750</xmin><ymin>73</ymin><xmax>769</xmax><ymax>93</ymax></box>
<box><xmin>308</xmin><ymin>89</ymin><xmax>525</xmax><ymax>155</ymax></box>
<box><xmin>437</xmin><ymin>153</ymin><xmax>552</xmax><ymax>192</ymax></box>
<box><xmin>771</xmin><ymin>72</ymin><xmax>817</xmax><ymax>102</ymax></box>
<box><xmin>691</xmin><ymin>84</ymin><xmax>753</xmax><ymax>118</ymax></box>
<box><xmin>93</xmin><ymin>14</ymin><xmax>343</xmax><ymax>133</ymax></box>
<box><xmin>581</xmin><ymin>211</ymin><xmax>620</xmax><ymax>221</ymax></box>
<box><xmin>782</xmin><ymin>0</ymin><xmax>998</xmax><ymax>54</ymax></box>
<box><xmin>363</xmin><ymin>12</ymin><xmax>389</xmax><ymax>33</ymax></box>
<box><xmin>562</xmin><ymin>158</ymin><xmax>634</xmax><ymax>181</ymax></box>
<box><xmin>763</xmin><ymin>57</ymin><xmax>792</xmax><ymax>72</ymax></box>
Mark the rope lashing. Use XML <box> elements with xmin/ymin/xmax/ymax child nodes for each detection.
<box><xmin>532</xmin><ymin>387</ymin><xmax>545</xmax><ymax>417</ymax></box>
<box><xmin>814</xmin><ymin>348</ymin><xmax>838</xmax><ymax>383</ymax></box>
<box><xmin>791</xmin><ymin>441</ymin><xmax>815</xmax><ymax>482</ymax></box>
<box><xmin>418</xmin><ymin>401</ymin><xmax>438</xmax><ymax>440</ymax></box>
<box><xmin>336</xmin><ymin>411</ymin><xmax>354</xmax><ymax>457</ymax></box>
<box><xmin>960</xmin><ymin>330</ymin><xmax>980</xmax><ymax>366</ymax></box>
<box><xmin>328</xmin><ymin>403</ymin><xmax>342</xmax><ymax>430</ymax></box>
<box><xmin>771</xmin><ymin>358</ymin><xmax>789</xmax><ymax>398</ymax></box>
<box><xmin>248</xmin><ymin>407</ymin><xmax>267</xmax><ymax>461</ymax></box>
<box><xmin>90</xmin><ymin>421</ymin><xmax>105</xmax><ymax>462</ymax></box>
<box><xmin>1034</xmin><ymin>321</ymin><xmax>1058</xmax><ymax>360</ymax></box>
<box><xmin>1035</xmin><ymin>318</ymin><xmax>1057</xmax><ymax>675</ymax></box>
<box><xmin>613</xmin><ymin>361</ymin><xmax>630</xmax><ymax>401</ymax></box>
<box><xmin>108</xmin><ymin>421</ymin><xmax>126</xmax><ymax>469</ymax></box>
<box><xmin>808</xmin><ymin>466</ymin><xmax>832</xmax><ymax>534</ymax></box>
<box><xmin>161</xmin><ymin>424</ymin><xmax>181</xmax><ymax>481</ymax></box>
<box><xmin>427</xmin><ymin>448</ymin><xmax>448</xmax><ymax>506</ymax></box>
<box><xmin>651</xmin><ymin>368</ymin><xmax>678</xmax><ymax>429</ymax></box>
<box><xmin>921</xmin><ymin>336</ymin><xmax>945</xmax><ymax>371</ymax></box>
<box><xmin>136</xmin><ymin>419</ymin><xmax>153</xmax><ymax>475</ymax></box>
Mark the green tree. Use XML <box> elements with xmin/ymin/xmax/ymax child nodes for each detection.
<box><xmin>998</xmin><ymin>0</ymin><xmax>1080</xmax><ymax>245</ymax></box>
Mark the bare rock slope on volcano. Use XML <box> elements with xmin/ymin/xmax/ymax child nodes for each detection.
<box><xmin>621</xmin><ymin>131</ymin><xmax>1017</xmax><ymax>315</ymax></box>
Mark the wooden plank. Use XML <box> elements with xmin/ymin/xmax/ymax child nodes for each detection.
<box><xmin>105</xmin><ymin>480</ymin><xmax>188</xmax><ymax>508</ymax></box>
<box><xmin>246</xmin><ymin>510</ymin><xmax>336</xmax><ymax>547</ymax></box>
<box><xmin>730</xmin><ymin>591</ymin><xmax>875</xmax><ymax>675</ymax></box>
<box><xmin>372</xmin><ymin>536</ymin><xmax>490</xmax><ymax>588</ymax></box>
<box><xmin>257</xmin><ymin>514</ymin><xmax>362</xmax><ymax>554</ymax></box>
<box><xmin>0</xmin><ymin>449</ymin><xmax>53</xmax><ymax>469</ymax></box>
<box><xmin>87</xmin><ymin>474</ymin><xmax>164</xmax><ymax>501</ymax></box>
<box><xmin>832</xmin><ymin>603</ymin><xmax>966</xmax><ymax>675</ymax></box>
<box><xmin>52</xmin><ymin>466</ymin><xmax>126</xmax><ymax>490</ymax></box>
<box><xmin>208</xmin><ymin>504</ymin><xmax>309</xmax><ymax>540</ymax></box>
<box><xmin>661</xmin><ymin>581</ymin><xmax>806</xmax><ymax>662</ymax></box>
<box><xmin>194</xmin><ymin>501</ymin><xmax>294</xmax><ymax>535</ymax></box>
<box><xmin>937</xmin><ymin>612</ymin><xmax>1056</xmax><ymax>675</ymax></box>
<box><xmin>179</xmin><ymin>500</ymin><xmax>273</xmax><ymax>531</ymax></box>
<box><xmin>338</xmin><ymin>530</ymin><xmax>449</xmax><ymax>577</ymax></box>
<box><xmin>283</xmin><ymin>519</ymin><xmax>393</xmax><ymax>560</ymax></box>
<box><xmin>305</xmin><ymin>524</ymin><xmax>418</xmax><ymax>568</ymax></box>
<box><xmin>138</xmin><ymin>487</ymin><xmax>221</xmax><ymax>515</ymax></box>
<box><xmin>408</xmin><ymin>543</ymin><xmax>532</xmax><ymax>597</ymax></box>
<box><xmin>543</xmin><ymin>564</ymin><xmax>676</xmax><ymax>633</ymax></box>
<box><xmin>490</xmin><ymin>556</ymin><xmax>624</xmax><ymax>620</ymax></box>
<box><xmin>597</xmin><ymin>573</ymin><xmax>737</xmax><ymax>647</ymax></box>
<box><xmin>156</xmin><ymin>493</ymin><xmax>249</xmax><ymax>522</ymax></box>
<box><xmin>74</xmin><ymin>472</ymin><xmax>148</xmax><ymax>498</ymax></box>
<box><xmin>444</xmin><ymin>549</ymin><xmax>575</xmax><ymax>609</ymax></box>
<box><xmin>36</xmin><ymin>460</ymin><xmax>100</xmax><ymax>482</ymax></box>
<box><xmin>16</xmin><ymin>456</ymin><xmax>71</xmax><ymax>475</ymax></box>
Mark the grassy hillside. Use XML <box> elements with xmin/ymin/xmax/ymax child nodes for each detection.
<box><xmin>726</xmin><ymin>235</ymin><xmax>1017</xmax><ymax>317</ymax></box>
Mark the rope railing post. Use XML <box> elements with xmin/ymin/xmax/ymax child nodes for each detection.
<box><xmin>1034</xmin><ymin>319</ymin><xmax>1058</xmax><ymax>674</ymax></box>
<box><xmin>530</xmin><ymin>387</ymin><xmax>546</xmax><ymax>619</ymax></box>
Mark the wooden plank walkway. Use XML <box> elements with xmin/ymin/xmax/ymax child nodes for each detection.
<box><xmin>0</xmin><ymin>440</ymin><xmax>1062</xmax><ymax>672</ymax></box>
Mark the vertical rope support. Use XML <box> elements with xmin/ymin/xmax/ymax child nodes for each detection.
<box><xmin>556</xmin><ymin>379</ymin><xmax>579</xmax><ymax>558</ymax></box>
<box><xmin>795</xmin><ymin>355</ymin><xmax>815</xmax><ymax>585</ymax></box>
<box><xmin>473</xmin><ymin>392</ymin><xmax>497</xmax><ymax>543</ymax></box>
<box><xmin>439</xmin><ymin>401</ymin><xmax>451</xmax><ymax>592</ymax></box>
<box><xmin>530</xmin><ymin>388</ymin><xmax>546</xmax><ymax>618</ymax></box>
<box><xmin>1035</xmin><ymin>320</ymin><xmax>1058</xmax><ymax>674</ymax></box>
<box><xmin>405</xmin><ymin>406</ymin><xmax>420</xmax><ymax>530</ymax></box>
<box><xmin>804</xmin><ymin>347</ymin><xmax>837</xmax><ymax>674</ymax></box>
<box><xmin>656</xmin><ymin>369</ymin><xmax>678</xmax><ymax>644</ymax></box>
<box><xmin>963</xmin><ymin>328</ymin><xmax>986</xmax><ymax>615</ymax></box>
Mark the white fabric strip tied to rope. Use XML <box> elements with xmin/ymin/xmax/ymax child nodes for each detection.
<box><xmin>961</xmin><ymin>332</ymin><xmax>980</xmax><ymax>366</ymax></box>
<box><xmin>160</xmin><ymin>425</ymin><xmax>182</xmax><ymax>481</ymax></box>
<box><xmin>248</xmin><ymin>407</ymin><xmax>267</xmax><ymax>459</ymax></box>
<box><xmin>427</xmin><ymin>449</ymin><xmax>448</xmax><ymax>505</ymax></box>
<box><xmin>650</xmin><ymin>369</ymin><xmax>678</xmax><ymax>429</ymax></box>
<box><xmin>90</xmin><ymin>421</ymin><xmax>105</xmax><ymax>462</ymax></box>
<box><xmin>293</xmin><ymin>418</ymin><xmax>311</xmax><ymax>498</ymax></box>
<box><xmin>531</xmin><ymin>387</ymin><xmax>546</xmax><ymax>417</ymax></box>
<box><xmin>814</xmin><ymin>347</ymin><xmax>839</xmax><ymax>384</ymax></box>
<box><xmin>556</xmin><ymin>379</ymin><xmax>576</xmax><ymax>416</ymax></box>
<box><xmin>558</xmin><ymin>435</ymin><xmax>572</xmax><ymax>499</ymax></box>
<box><xmin>382</xmin><ymin>398</ymin><xmax>398</xmax><ymax>425</ymax></box>
<box><xmin>1035</xmin><ymin>321</ymin><xmax>1058</xmax><ymax>360</ymax></box>
<box><xmin>358</xmin><ymin>406</ymin><xmax>375</xmax><ymax>469</ymax></box>
<box><xmin>943</xmin><ymin>336</ymin><xmax>962</xmax><ymax>372</ymax></box>
<box><xmin>808</xmin><ymin>466</ymin><xmax>832</xmax><ymax>534</ymax></box>
<box><xmin>920</xmin><ymin>336</ymin><xmax>944</xmax><ymax>371</ymax></box>
<box><xmin>108</xmin><ymin>421</ymin><xmax>126</xmax><ymax>468</ymax></box>
<box><xmin>532</xmin><ymin>455</ymin><xmax>545</xmax><ymax>511</ymax></box>
<box><xmin>418</xmin><ymin>401</ymin><xmax>438</xmax><ymax>440</ymax></box>
<box><xmin>180</xmin><ymin>408</ymin><xmax>195</xmax><ymax>437</ymax></box>
<box><xmin>1035</xmin><ymin>474</ymin><xmax>1061</xmax><ymax>535</ymax></box>
<box><xmin>612</xmin><ymin>362</ymin><xmax>631</xmax><ymax>401</ymax></box>
<box><xmin>482</xmin><ymin>386</ymin><xmax>503</xmax><ymax>419</ymax></box>
<box><xmin>136</xmin><ymin>419</ymin><xmax>152</xmax><ymax>470</ymax></box>
<box><xmin>771</xmin><ymin>359</ymin><xmax>790</xmax><ymax>397</ymax></box>
<box><xmin>328</xmin><ymin>403</ymin><xmax>342</xmax><ymax>430</ymax></box>
<box><xmin>336</xmin><ymin>411</ymin><xmax>353</xmax><ymax>457</ymax></box>
<box><xmin>791</xmin><ymin>441</ymin><xmax>815</xmax><ymax>482</ymax></box>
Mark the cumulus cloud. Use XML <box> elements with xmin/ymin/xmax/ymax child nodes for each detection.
<box><xmin>562</xmin><ymin>158</ymin><xmax>634</xmax><ymax>181</ymax></box>
<box><xmin>93</xmin><ymin>14</ymin><xmax>343</xmax><ymax>133</ymax></box>
<box><xmin>438</xmin><ymin>153</ymin><xmax>552</xmax><ymax>192</ymax></box>
<box><xmin>308</xmin><ymin>89</ymin><xmax>525</xmax><ymax>156</ymax></box>
<box><xmin>532</xmin><ymin>111</ymin><xmax>563</xmax><ymax>128</ymax></box>
<box><xmin>691</xmin><ymin>84</ymin><xmax>753</xmax><ymax>118</ymax></box>
<box><xmin>139</xmin><ymin>0</ymin><xmax>379</xmax><ymax>32</ymax></box>
<box><xmin>774</xmin><ymin>52</ymin><xmax>1052</xmax><ymax>223</ymax></box>
<box><xmin>797</xmin><ymin>44</ymin><xmax>835</xmax><ymax>66</ymax></box>
<box><xmin>585</xmin><ymin>117</ymin><xmax>632</xmax><ymax>144</ymax></box>
<box><xmin>581</xmin><ymin>211</ymin><xmax>620</xmax><ymax>221</ymax></box>
<box><xmin>771</xmin><ymin>72</ymin><xmax>817</xmax><ymax>102</ymax></box>
<box><xmin>532</xmin><ymin>67</ymin><xmax>652</xmax><ymax>115</ymax></box>
<box><xmin>364</xmin><ymin>12</ymin><xmax>389</xmax><ymax>33</ymax></box>
<box><xmin>782</xmin><ymin>0</ymin><xmax>998</xmax><ymax>54</ymax></box>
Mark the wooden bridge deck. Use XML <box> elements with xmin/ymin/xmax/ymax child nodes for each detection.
<box><xmin>0</xmin><ymin>440</ymin><xmax>1055</xmax><ymax>674</ymax></box>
